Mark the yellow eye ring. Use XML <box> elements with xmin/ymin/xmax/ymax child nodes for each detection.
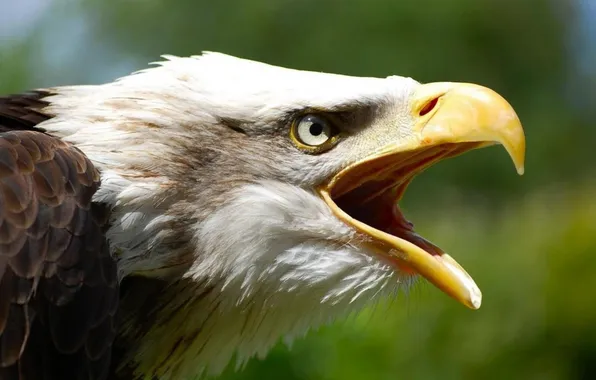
<box><xmin>290</xmin><ymin>114</ymin><xmax>339</xmax><ymax>153</ymax></box>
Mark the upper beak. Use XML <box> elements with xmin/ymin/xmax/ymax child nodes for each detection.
<box><xmin>410</xmin><ymin>82</ymin><xmax>525</xmax><ymax>175</ymax></box>
<box><xmin>319</xmin><ymin>82</ymin><xmax>525</xmax><ymax>310</ymax></box>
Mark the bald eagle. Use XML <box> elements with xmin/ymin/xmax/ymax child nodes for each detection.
<box><xmin>0</xmin><ymin>53</ymin><xmax>525</xmax><ymax>380</ymax></box>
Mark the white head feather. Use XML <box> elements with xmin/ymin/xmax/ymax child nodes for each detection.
<box><xmin>37</xmin><ymin>52</ymin><xmax>421</xmax><ymax>379</ymax></box>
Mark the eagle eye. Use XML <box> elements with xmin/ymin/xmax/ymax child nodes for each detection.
<box><xmin>290</xmin><ymin>114</ymin><xmax>339</xmax><ymax>152</ymax></box>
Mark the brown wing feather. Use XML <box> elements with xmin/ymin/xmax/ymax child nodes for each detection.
<box><xmin>0</xmin><ymin>93</ymin><xmax>119</xmax><ymax>380</ymax></box>
<box><xmin>0</xmin><ymin>91</ymin><xmax>52</xmax><ymax>133</ymax></box>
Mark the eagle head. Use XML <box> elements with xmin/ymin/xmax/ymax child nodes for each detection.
<box><xmin>38</xmin><ymin>52</ymin><xmax>525</xmax><ymax>378</ymax></box>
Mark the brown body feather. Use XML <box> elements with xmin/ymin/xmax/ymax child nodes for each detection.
<box><xmin>0</xmin><ymin>93</ymin><xmax>120</xmax><ymax>380</ymax></box>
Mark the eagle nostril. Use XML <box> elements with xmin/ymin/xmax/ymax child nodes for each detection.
<box><xmin>419</xmin><ymin>97</ymin><xmax>439</xmax><ymax>117</ymax></box>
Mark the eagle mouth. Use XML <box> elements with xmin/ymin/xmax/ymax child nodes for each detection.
<box><xmin>331</xmin><ymin>142</ymin><xmax>483</xmax><ymax>263</ymax></box>
<box><xmin>316</xmin><ymin>81</ymin><xmax>526</xmax><ymax>310</ymax></box>
<box><xmin>318</xmin><ymin>143</ymin><xmax>485</xmax><ymax>310</ymax></box>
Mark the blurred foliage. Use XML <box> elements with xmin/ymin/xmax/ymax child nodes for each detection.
<box><xmin>0</xmin><ymin>0</ymin><xmax>594</xmax><ymax>379</ymax></box>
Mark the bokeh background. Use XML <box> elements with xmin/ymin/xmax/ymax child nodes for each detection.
<box><xmin>1</xmin><ymin>0</ymin><xmax>595</xmax><ymax>379</ymax></box>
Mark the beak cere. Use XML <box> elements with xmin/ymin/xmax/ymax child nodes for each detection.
<box><xmin>318</xmin><ymin>82</ymin><xmax>526</xmax><ymax>310</ymax></box>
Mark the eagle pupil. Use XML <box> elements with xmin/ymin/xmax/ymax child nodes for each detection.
<box><xmin>309</xmin><ymin>123</ymin><xmax>323</xmax><ymax>136</ymax></box>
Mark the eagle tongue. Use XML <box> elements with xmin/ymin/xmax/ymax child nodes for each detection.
<box><xmin>387</xmin><ymin>203</ymin><xmax>445</xmax><ymax>257</ymax></box>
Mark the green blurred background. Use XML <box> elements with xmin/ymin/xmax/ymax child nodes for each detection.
<box><xmin>1</xmin><ymin>0</ymin><xmax>595</xmax><ymax>379</ymax></box>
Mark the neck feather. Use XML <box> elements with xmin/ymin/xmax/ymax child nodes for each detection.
<box><xmin>119</xmin><ymin>182</ymin><xmax>402</xmax><ymax>379</ymax></box>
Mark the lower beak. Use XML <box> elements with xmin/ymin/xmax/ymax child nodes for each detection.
<box><xmin>319</xmin><ymin>82</ymin><xmax>525</xmax><ymax>310</ymax></box>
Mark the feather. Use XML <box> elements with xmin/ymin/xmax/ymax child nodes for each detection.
<box><xmin>0</xmin><ymin>52</ymin><xmax>437</xmax><ymax>380</ymax></box>
<box><xmin>0</xmin><ymin>304</ymin><xmax>29</xmax><ymax>366</ymax></box>
<box><xmin>0</xmin><ymin>102</ymin><xmax>118</xmax><ymax>379</ymax></box>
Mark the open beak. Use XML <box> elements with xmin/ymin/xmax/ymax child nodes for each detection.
<box><xmin>318</xmin><ymin>82</ymin><xmax>525</xmax><ymax>310</ymax></box>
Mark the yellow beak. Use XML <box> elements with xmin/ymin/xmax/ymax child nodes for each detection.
<box><xmin>319</xmin><ymin>82</ymin><xmax>525</xmax><ymax>310</ymax></box>
<box><xmin>410</xmin><ymin>82</ymin><xmax>525</xmax><ymax>175</ymax></box>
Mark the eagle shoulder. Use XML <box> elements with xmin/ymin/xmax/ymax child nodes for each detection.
<box><xmin>0</xmin><ymin>94</ymin><xmax>119</xmax><ymax>380</ymax></box>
